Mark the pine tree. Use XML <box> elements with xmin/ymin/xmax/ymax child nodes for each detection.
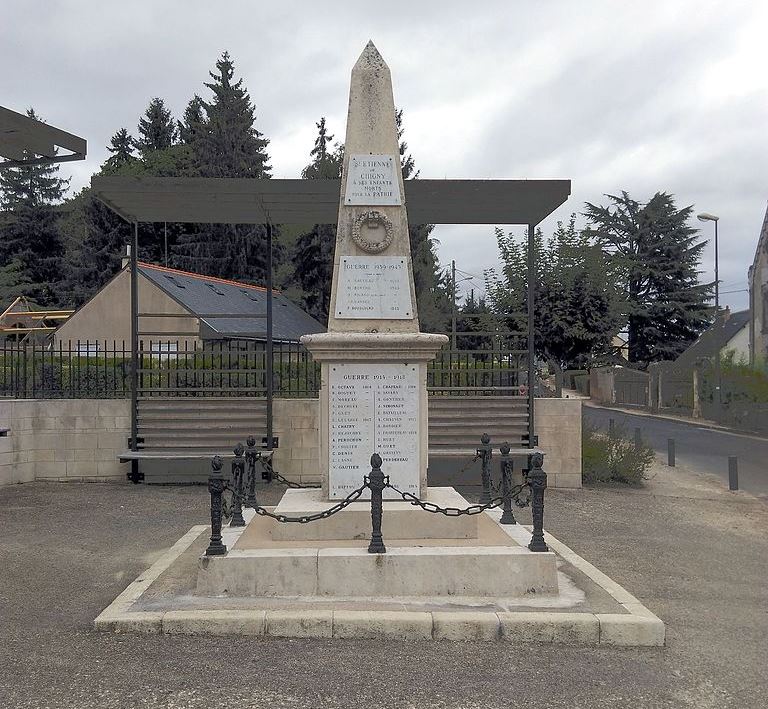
<box><xmin>104</xmin><ymin>128</ymin><xmax>136</xmax><ymax>171</ymax></box>
<box><xmin>291</xmin><ymin>117</ymin><xmax>343</xmax><ymax>323</ymax></box>
<box><xmin>190</xmin><ymin>52</ymin><xmax>271</xmax><ymax>178</ymax></box>
<box><xmin>0</xmin><ymin>109</ymin><xmax>69</xmax><ymax>305</ymax></box>
<box><xmin>135</xmin><ymin>98</ymin><xmax>177</xmax><ymax>155</ymax></box>
<box><xmin>172</xmin><ymin>53</ymin><xmax>277</xmax><ymax>283</ymax></box>
<box><xmin>583</xmin><ymin>192</ymin><xmax>713</xmax><ymax>366</ymax></box>
<box><xmin>396</xmin><ymin>109</ymin><xmax>451</xmax><ymax>331</ymax></box>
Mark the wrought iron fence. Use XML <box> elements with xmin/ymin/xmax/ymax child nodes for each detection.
<box><xmin>1</xmin><ymin>339</ymin><xmax>528</xmax><ymax>399</ymax></box>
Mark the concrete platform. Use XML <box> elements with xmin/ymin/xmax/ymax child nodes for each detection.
<box><xmin>198</xmin><ymin>545</ymin><xmax>559</xmax><ymax>597</ymax></box>
<box><xmin>94</xmin><ymin>516</ymin><xmax>666</xmax><ymax>645</ymax></box>
<box><xmin>269</xmin><ymin>487</ymin><xmax>477</xmax><ymax>541</ymax></box>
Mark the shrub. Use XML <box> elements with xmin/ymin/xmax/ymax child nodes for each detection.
<box><xmin>582</xmin><ymin>421</ymin><xmax>653</xmax><ymax>486</ymax></box>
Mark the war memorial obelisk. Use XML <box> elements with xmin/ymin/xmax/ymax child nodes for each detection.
<box><xmin>302</xmin><ymin>41</ymin><xmax>447</xmax><ymax>500</ymax></box>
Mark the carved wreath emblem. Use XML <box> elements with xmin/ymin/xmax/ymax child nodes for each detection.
<box><xmin>351</xmin><ymin>210</ymin><xmax>394</xmax><ymax>253</ymax></box>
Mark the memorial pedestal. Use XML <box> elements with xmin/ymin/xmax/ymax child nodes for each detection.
<box><xmin>301</xmin><ymin>332</ymin><xmax>447</xmax><ymax>500</ymax></box>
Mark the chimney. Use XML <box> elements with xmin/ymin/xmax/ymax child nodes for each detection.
<box><xmin>121</xmin><ymin>244</ymin><xmax>131</xmax><ymax>269</ymax></box>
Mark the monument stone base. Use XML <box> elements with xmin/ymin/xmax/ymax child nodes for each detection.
<box><xmin>196</xmin><ymin>486</ymin><xmax>559</xmax><ymax>601</ymax></box>
<box><xmin>270</xmin><ymin>487</ymin><xmax>477</xmax><ymax>541</ymax></box>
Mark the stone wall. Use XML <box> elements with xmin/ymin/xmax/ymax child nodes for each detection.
<box><xmin>534</xmin><ymin>398</ymin><xmax>582</xmax><ymax>488</ymax></box>
<box><xmin>272</xmin><ymin>399</ymin><xmax>321</xmax><ymax>485</ymax></box>
<box><xmin>0</xmin><ymin>399</ymin><xmax>130</xmax><ymax>486</ymax></box>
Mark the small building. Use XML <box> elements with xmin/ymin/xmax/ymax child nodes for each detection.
<box><xmin>54</xmin><ymin>261</ymin><xmax>324</xmax><ymax>350</ymax></box>
<box><xmin>674</xmin><ymin>308</ymin><xmax>750</xmax><ymax>369</ymax></box>
<box><xmin>748</xmin><ymin>203</ymin><xmax>768</xmax><ymax>365</ymax></box>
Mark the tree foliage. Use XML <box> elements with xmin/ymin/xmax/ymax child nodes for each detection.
<box><xmin>135</xmin><ymin>98</ymin><xmax>177</xmax><ymax>155</ymax></box>
<box><xmin>486</xmin><ymin>216</ymin><xmax>622</xmax><ymax>370</ymax></box>
<box><xmin>583</xmin><ymin>192</ymin><xmax>712</xmax><ymax>366</ymax></box>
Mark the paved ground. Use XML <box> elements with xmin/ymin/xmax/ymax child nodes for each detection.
<box><xmin>585</xmin><ymin>403</ymin><xmax>768</xmax><ymax>499</ymax></box>
<box><xmin>1</xmin><ymin>465</ymin><xmax>767</xmax><ymax>708</ymax></box>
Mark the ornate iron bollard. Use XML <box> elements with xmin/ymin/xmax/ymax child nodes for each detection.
<box><xmin>499</xmin><ymin>442</ymin><xmax>516</xmax><ymax>525</ymax></box>
<box><xmin>478</xmin><ymin>433</ymin><xmax>493</xmax><ymax>505</ymax></box>
<box><xmin>527</xmin><ymin>452</ymin><xmax>549</xmax><ymax>552</ymax></box>
<box><xmin>206</xmin><ymin>455</ymin><xmax>227</xmax><ymax>556</ymax></box>
<box><xmin>367</xmin><ymin>453</ymin><xmax>387</xmax><ymax>554</ymax></box>
<box><xmin>245</xmin><ymin>435</ymin><xmax>258</xmax><ymax>508</ymax></box>
<box><xmin>229</xmin><ymin>443</ymin><xmax>246</xmax><ymax>527</ymax></box>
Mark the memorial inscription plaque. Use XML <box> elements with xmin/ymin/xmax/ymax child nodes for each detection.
<box><xmin>328</xmin><ymin>362</ymin><xmax>419</xmax><ymax>499</ymax></box>
<box><xmin>335</xmin><ymin>256</ymin><xmax>413</xmax><ymax>319</ymax></box>
<box><xmin>344</xmin><ymin>154</ymin><xmax>402</xmax><ymax>206</ymax></box>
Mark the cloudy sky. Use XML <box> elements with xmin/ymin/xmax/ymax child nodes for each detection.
<box><xmin>3</xmin><ymin>0</ymin><xmax>767</xmax><ymax>309</ymax></box>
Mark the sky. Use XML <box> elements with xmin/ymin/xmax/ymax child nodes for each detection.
<box><xmin>2</xmin><ymin>0</ymin><xmax>767</xmax><ymax>310</ymax></box>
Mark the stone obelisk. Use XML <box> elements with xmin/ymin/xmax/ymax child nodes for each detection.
<box><xmin>302</xmin><ymin>42</ymin><xmax>447</xmax><ymax>500</ymax></box>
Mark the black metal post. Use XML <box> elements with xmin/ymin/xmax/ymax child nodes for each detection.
<box><xmin>129</xmin><ymin>225</ymin><xmax>140</xmax><ymax>484</ymax></box>
<box><xmin>499</xmin><ymin>442</ymin><xmax>516</xmax><ymax>525</ymax></box>
<box><xmin>608</xmin><ymin>418</ymin><xmax>615</xmax><ymax>436</ymax></box>
<box><xmin>667</xmin><ymin>438</ymin><xmax>676</xmax><ymax>467</ymax></box>
<box><xmin>367</xmin><ymin>453</ymin><xmax>386</xmax><ymax>554</ymax></box>
<box><xmin>206</xmin><ymin>456</ymin><xmax>227</xmax><ymax>556</ymax></box>
<box><xmin>728</xmin><ymin>456</ymin><xmax>738</xmax><ymax>491</ymax></box>
<box><xmin>245</xmin><ymin>435</ymin><xmax>258</xmax><ymax>508</ymax></box>
<box><xmin>634</xmin><ymin>427</ymin><xmax>642</xmax><ymax>447</ymax></box>
<box><xmin>230</xmin><ymin>443</ymin><xmax>246</xmax><ymax>527</ymax></box>
<box><xmin>527</xmin><ymin>223</ymin><xmax>535</xmax><ymax>448</ymax></box>
<box><xmin>479</xmin><ymin>433</ymin><xmax>492</xmax><ymax>505</ymax></box>
<box><xmin>527</xmin><ymin>452</ymin><xmax>549</xmax><ymax>552</ymax></box>
<box><xmin>265</xmin><ymin>221</ymin><xmax>274</xmax><ymax>452</ymax></box>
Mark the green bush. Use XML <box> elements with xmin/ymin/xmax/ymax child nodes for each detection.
<box><xmin>582</xmin><ymin>421</ymin><xmax>653</xmax><ymax>486</ymax></box>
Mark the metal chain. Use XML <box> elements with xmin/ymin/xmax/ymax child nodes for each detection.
<box><xmin>251</xmin><ymin>482</ymin><xmax>369</xmax><ymax>523</ymax></box>
<box><xmin>272</xmin><ymin>470</ymin><xmax>321</xmax><ymax>489</ymax></box>
<box><xmin>385</xmin><ymin>480</ymin><xmax>531</xmax><ymax>516</ymax></box>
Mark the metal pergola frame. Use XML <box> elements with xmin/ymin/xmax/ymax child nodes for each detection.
<box><xmin>91</xmin><ymin>175</ymin><xmax>570</xmax><ymax>478</ymax></box>
<box><xmin>0</xmin><ymin>106</ymin><xmax>87</xmax><ymax>169</ymax></box>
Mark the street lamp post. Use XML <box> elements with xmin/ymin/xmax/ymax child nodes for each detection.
<box><xmin>697</xmin><ymin>212</ymin><xmax>720</xmax><ymax>415</ymax></box>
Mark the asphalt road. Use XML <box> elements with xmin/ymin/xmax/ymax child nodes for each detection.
<box><xmin>1</xmin><ymin>475</ymin><xmax>767</xmax><ymax>708</ymax></box>
<box><xmin>584</xmin><ymin>404</ymin><xmax>768</xmax><ymax>499</ymax></box>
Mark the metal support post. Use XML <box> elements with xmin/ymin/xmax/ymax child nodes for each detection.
<box><xmin>367</xmin><ymin>453</ymin><xmax>386</xmax><ymax>554</ymax></box>
<box><xmin>245</xmin><ymin>435</ymin><xmax>258</xmax><ymax>508</ymax></box>
<box><xmin>129</xmin><ymin>224</ymin><xmax>140</xmax><ymax>484</ymax></box>
<box><xmin>634</xmin><ymin>427</ymin><xmax>642</xmax><ymax>447</ymax></box>
<box><xmin>608</xmin><ymin>418</ymin><xmax>615</xmax><ymax>436</ymax></box>
<box><xmin>667</xmin><ymin>438</ymin><xmax>676</xmax><ymax>467</ymax></box>
<box><xmin>527</xmin><ymin>223</ymin><xmax>535</xmax><ymax>448</ymax></box>
<box><xmin>499</xmin><ymin>442</ymin><xmax>516</xmax><ymax>525</ymax></box>
<box><xmin>478</xmin><ymin>433</ymin><xmax>492</xmax><ymax>505</ymax></box>
<box><xmin>230</xmin><ymin>443</ymin><xmax>246</xmax><ymax>527</ymax></box>
<box><xmin>527</xmin><ymin>452</ymin><xmax>549</xmax><ymax>552</ymax></box>
<box><xmin>728</xmin><ymin>456</ymin><xmax>738</xmax><ymax>491</ymax></box>
<box><xmin>206</xmin><ymin>456</ymin><xmax>227</xmax><ymax>556</ymax></box>
<box><xmin>265</xmin><ymin>221</ymin><xmax>274</xmax><ymax>451</ymax></box>
<box><xmin>450</xmin><ymin>259</ymin><xmax>457</xmax><ymax>350</ymax></box>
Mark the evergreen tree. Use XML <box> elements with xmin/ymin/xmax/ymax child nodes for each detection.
<box><xmin>396</xmin><ymin>109</ymin><xmax>451</xmax><ymax>331</ymax></box>
<box><xmin>189</xmin><ymin>52</ymin><xmax>271</xmax><ymax>178</ymax></box>
<box><xmin>456</xmin><ymin>290</ymin><xmax>495</xmax><ymax>352</ymax></box>
<box><xmin>0</xmin><ymin>109</ymin><xmax>69</xmax><ymax>305</ymax></box>
<box><xmin>135</xmin><ymin>97</ymin><xmax>176</xmax><ymax>155</ymax></box>
<box><xmin>291</xmin><ymin>117</ymin><xmax>343</xmax><ymax>323</ymax></box>
<box><xmin>172</xmin><ymin>53</ymin><xmax>278</xmax><ymax>283</ymax></box>
<box><xmin>486</xmin><ymin>216</ymin><xmax>621</xmax><ymax>370</ymax></box>
<box><xmin>583</xmin><ymin>192</ymin><xmax>712</xmax><ymax>366</ymax></box>
<box><xmin>104</xmin><ymin>128</ymin><xmax>136</xmax><ymax>171</ymax></box>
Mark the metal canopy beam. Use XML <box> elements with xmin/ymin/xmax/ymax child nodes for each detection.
<box><xmin>91</xmin><ymin>176</ymin><xmax>570</xmax><ymax>226</ymax></box>
<box><xmin>0</xmin><ymin>106</ymin><xmax>87</xmax><ymax>169</ymax></box>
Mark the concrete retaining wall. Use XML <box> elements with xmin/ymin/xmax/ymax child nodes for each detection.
<box><xmin>0</xmin><ymin>399</ymin><xmax>130</xmax><ymax>486</ymax></box>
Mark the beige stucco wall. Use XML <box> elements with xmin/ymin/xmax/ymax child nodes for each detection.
<box><xmin>271</xmin><ymin>396</ymin><xmax>582</xmax><ymax>489</ymax></box>
<box><xmin>54</xmin><ymin>268</ymin><xmax>199</xmax><ymax>349</ymax></box>
<box><xmin>722</xmin><ymin>324</ymin><xmax>750</xmax><ymax>362</ymax></box>
<box><xmin>0</xmin><ymin>399</ymin><xmax>130</xmax><ymax>486</ymax></box>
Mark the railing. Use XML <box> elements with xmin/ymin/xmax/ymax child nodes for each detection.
<box><xmin>1</xmin><ymin>339</ymin><xmax>530</xmax><ymax>400</ymax></box>
<box><xmin>207</xmin><ymin>434</ymin><xmax>548</xmax><ymax>556</ymax></box>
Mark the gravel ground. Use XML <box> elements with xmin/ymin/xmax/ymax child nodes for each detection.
<box><xmin>1</xmin><ymin>461</ymin><xmax>767</xmax><ymax>709</ymax></box>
